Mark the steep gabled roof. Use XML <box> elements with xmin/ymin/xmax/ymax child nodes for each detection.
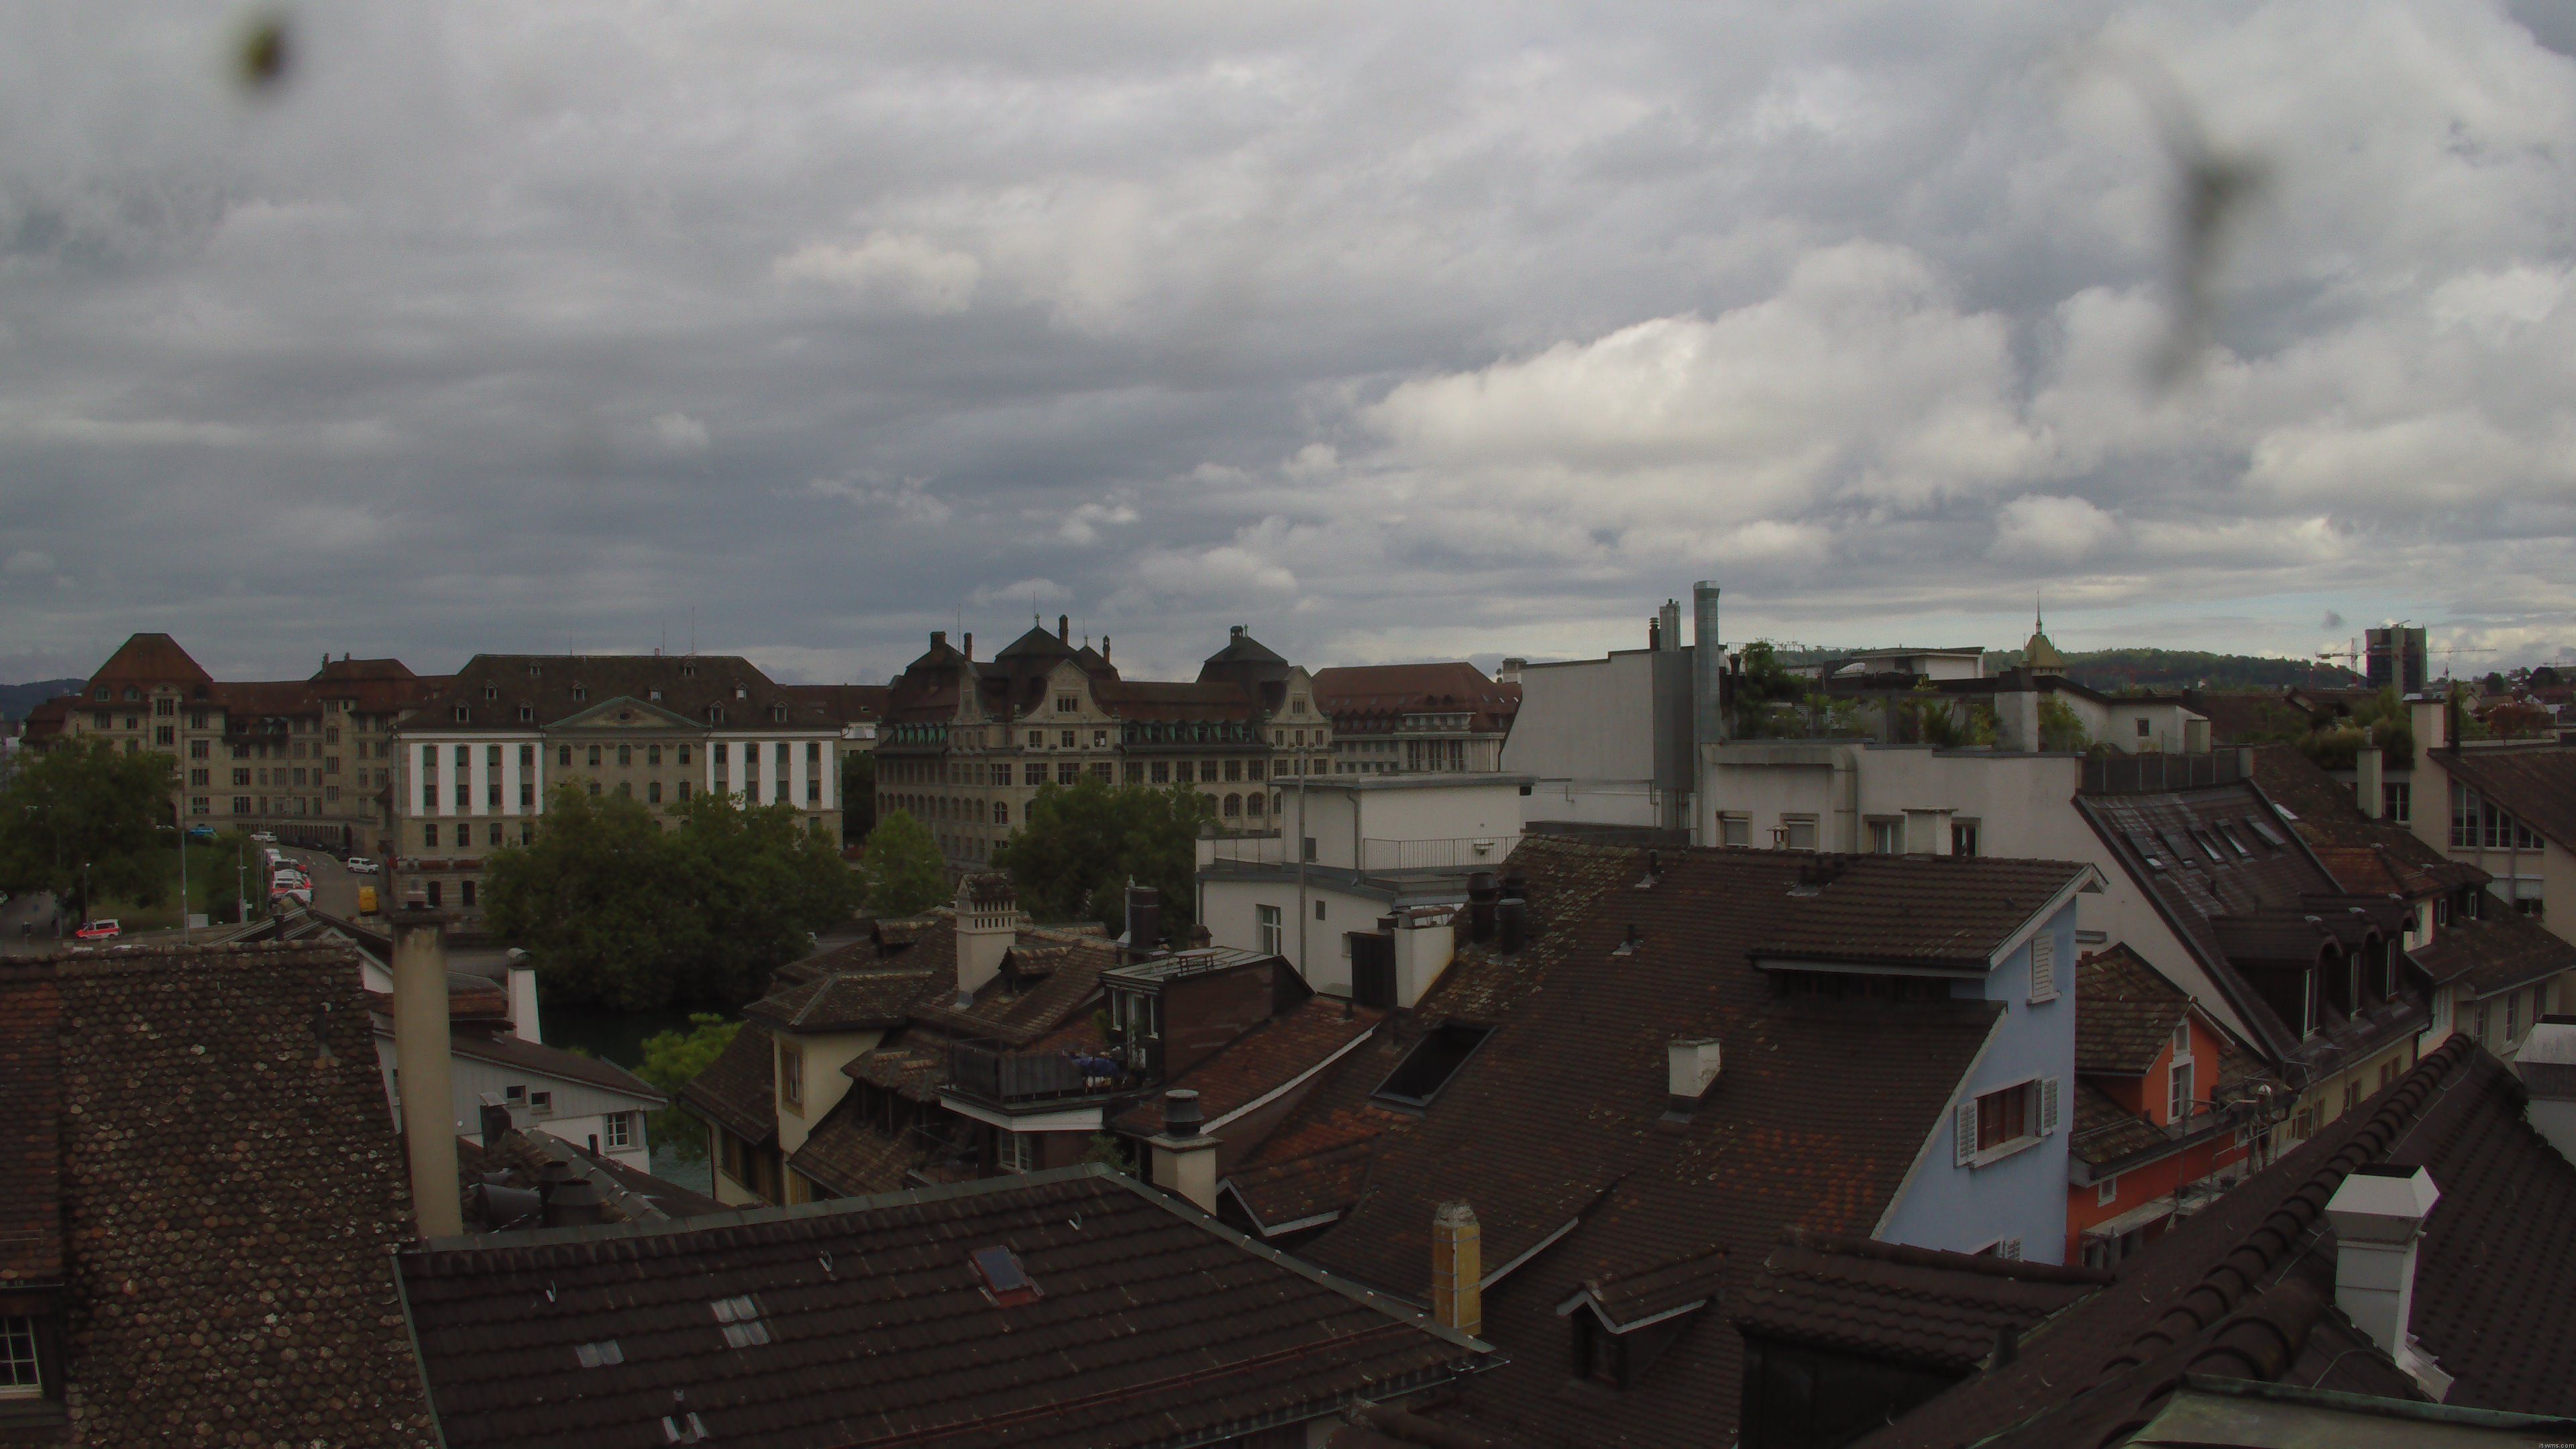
<box><xmin>396</xmin><ymin>1165</ymin><xmax>1495</xmax><ymax>1449</ymax></box>
<box><xmin>1312</xmin><ymin>663</ymin><xmax>1522</xmax><ymax>732</ymax></box>
<box><xmin>2250</xmin><ymin>743</ymin><xmax>2483</xmax><ymax>891</ymax></box>
<box><xmin>87</xmin><ymin>631</ymin><xmax>211</xmax><ymax>686</ymax></box>
<box><xmin>2077</xmin><ymin>943</ymin><xmax>2190</xmax><ymax>1076</ymax></box>
<box><xmin>741</xmin><ymin>966</ymin><xmax>936</xmax><ymax>1034</ymax></box>
<box><xmin>2408</xmin><ymin>907</ymin><xmax>2576</xmax><ymax>996</ymax></box>
<box><xmin>677</xmin><ymin>1020</ymin><xmax>779</xmax><ymax>1147</ymax></box>
<box><xmin>0</xmin><ymin>944</ymin><xmax>436</xmax><ymax>1444</ymax></box>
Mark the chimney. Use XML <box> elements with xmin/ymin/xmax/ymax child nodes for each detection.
<box><xmin>1498</xmin><ymin>658</ymin><xmax>1525</xmax><ymax>684</ymax></box>
<box><xmin>1666</xmin><ymin>1038</ymin><xmax>1721</xmax><ymax>1118</ymax></box>
<box><xmin>1495</xmin><ymin>895</ymin><xmax>1527</xmax><ymax>954</ymax></box>
<box><xmin>1647</xmin><ymin>616</ymin><xmax>1660</xmax><ymax>651</ymax></box>
<box><xmin>1058</xmin><ymin>614</ymin><xmax>1069</xmax><ymax>643</ymax></box>
<box><xmin>1466</xmin><ymin>871</ymin><xmax>1499</xmax><ymax>943</ymax></box>
<box><xmin>1123</xmin><ymin>883</ymin><xmax>1162</xmax><ymax>959</ymax></box>
<box><xmin>478</xmin><ymin>1093</ymin><xmax>511</xmax><ymax>1150</ymax></box>
<box><xmin>1659</xmin><ymin>599</ymin><xmax>1682</xmax><ymax>653</ymax></box>
<box><xmin>2356</xmin><ymin>745</ymin><xmax>2384</xmax><ymax>819</ymax></box>
<box><xmin>963</xmin><ymin>632</ymin><xmax>973</xmax><ymax>660</ymax></box>
<box><xmin>930</xmin><ymin>630</ymin><xmax>947</xmax><ymax>650</ymax></box>
<box><xmin>1431</xmin><ymin>1201</ymin><xmax>1483</xmax><ymax>1336</ymax></box>
<box><xmin>1391</xmin><ymin>906</ymin><xmax>1456</xmax><ymax>1009</ymax></box>
<box><xmin>954</xmin><ymin>876</ymin><xmax>1019</xmax><ymax>1004</ymax></box>
<box><xmin>1102</xmin><ymin>635</ymin><xmax>1111</xmax><ymax>664</ymax></box>
<box><xmin>2324</xmin><ymin>1163</ymin><xmax>2451</xmax><ymax>1399</ymax></box>
<box><xmin>537</xmin><ymin>1158</ymin><xmax>610</xmax><ymax>1228</ymax></box>
<box><xmin>1691</xmin><ymin>581</ymin><xmax>1723</xmax><ymax>753</ymax></box>
<box><xmin>1148</xmin><ymin>1090</ymin><xmax>1220</xmax><ymax>1213</ymax></box>
<box><xmin>2514</xmin><ymin>1016</ymin><xmax>2576</xmax><ymax>1167</ymax></box>
<box><xmin>392</xmin><ymin>904</ymin><xmax>463</xmax><ymax>1238</ymax></box>
<box><xmin>2410</xmin><ymin>691</ymin><xmax>2449</xmax><ymax>754</ymax></box>
<box><xmin>506</xmin><ymin>948</ymin><xmax>541</xmax><ymax>1044</ymax></box>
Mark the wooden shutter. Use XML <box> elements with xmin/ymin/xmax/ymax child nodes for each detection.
<box><xmin>1955</xmin><ymin>1100</ymin><xmax>1978</xmax><ymax>1165</ymax></box>
<box><xmin>2000</xmin><ymin>1237</ymin><xmax>2024</xmax><ymax>1261</ymax></box>
<box><xmin>2030</xmin><ymin>934</ymin><xmax>2057</xmax><ymax>1002</ymax></box>
<box><xmin>2040</xmin><ymin>1077</ymin><xmax>2061</xmax><ymax>1136</ymax></box>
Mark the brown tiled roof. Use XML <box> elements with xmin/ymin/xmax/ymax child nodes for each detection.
<box><xmin>786</xmin><ymin>1095</ymin><xmax>925</xmax><ymax>1197</ymax></box>
<box><xmin>741</xmin><ymin>966</ymin><xmax>936</xmax><ymax>1033</ymax></box>
<box><xmin>2076</xmin><ymin>944</ymin><xmax>2188</xmax><ymax>1075</ymax></box>
<box><xmin>2436</xmin><ymin>747</ymin><xmax>2576</xmax><ymax>854</ymax></box>
<box><xmin>396</xmin><ymin>1165</ymin><xmax>1494</xmax><ymax>1448</ymax></box>
<box><xmin>2070</xmin><ymin>1079</ymin><xmax>2169</xmax><ymax>1166</ymax></box>
<box><xmin>1312</xmin><ymin>663</ymin><xmax>1521</xmax><ymax>733</ymax></box>
<box><xmin>0</xmin><ymin>965</ymin><xmax>64</xmax><ymax>1286</ymax></box>
<box><xmin>409</xmin><ymin>653</ymin><xmax>835</xmax><ymax>733</ymax></box>
<box><xmin>904</xmin><ymin>924</ymin><xmax>1118</xmax><ymax>1049</ymax></box>
<box><xmin>1225</xmin><ymin>1141</ymin><xmax>1381</xmax><ymax>1234</ymax></box>
<box><xmin>1112</xmin><ymin>998</ymin><xmax>1383</xmax><ymax>1136</ymax></box>
<box><xmin>1858</xmin><ymin>1033</ymin><xmax>2576</xmax><ymax>1446</ymax></box>
<box><xmin>1</xmin><ymin>944</ymin><xmax>436</xmax><ymax>1443</ymax></box>
<box><xmin>2408</xmin><ymin>907</ymin><xmax>2576</xmax><ymax>996</ymax></box>
<box><xmin>1733</xmin><ymin>1231</ymin><xmax>2107</xmax><ymax>1375</ymax></box>
<box><xmin>2185</xmin><ymin>690</ymin><xmax>2322</xmax><ymax>744</ymax></box>
<box><xmin>1092</xmin><ymin>678</ymin><xmax>1265</xmax><ymax>722</ymax></box>
<box><xmin>449</xmin><ymin>1026</ymin><xmax>667</xmax><ymax>1102</ymax></box>
<box><xmin>87</xmin><ymin>631</ymin><xmax>211</xmax><ymax>686</ymax></box>
<box><xmin>2250</xmin><ymin>744</ymin><xmax>2483</xmax><ymax>890</ymax></box>
<box><xmin>1745</xmin><ymin>855</ymin><xmax>2092</xmax><ymax>968</ymax></box>
<box><xmin>678</xmin><ymin>1020</ymin><xmax>777</xmax><ymax>1146</ymax></box>
<box><xmin>1293</xmin><ymin>835</ymin><xmax>2032</xmax><ymax>1448</ymax></box>
<box><xmin>782</xmin><ymin>682</ymin><xmax>890</xmax><ymax>722</ymax></box>
<box><xmin>844</xmin><ymin>1041</ymin><xmax>945</xmax><ymax>1102</ymax></box>
<box><xmin>457</xmin><ymin>1128</ymin><xmax>725</xmax><ymax>1226</ymax></box>
<box><xmin>17</xmin><ymin>692</ymin><xmax>73</xmax><ymax>742</ymax></box>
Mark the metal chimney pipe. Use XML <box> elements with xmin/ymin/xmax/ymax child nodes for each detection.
<box><xmin>1693</xmin><ymin>582</ymin><xmax>1723</xmax><ymax>752</ymax></box>
<box><xmin>392</xmin><ymin>904</ymin><xmax>463</xmax><ymax>1238</ymax></box>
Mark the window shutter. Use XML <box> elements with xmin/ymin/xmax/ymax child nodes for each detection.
<box><xmin>2000</xmin><ymin>1237</ymin><xmax>2024</xmax><ymax>1261</ymax></box>
<box><xmin>2040</xmin><ymin>1077</ymin><xmax>2061</xmax><ymax>1136</ymax></box>
<box><xmin>2030</xmin><ymin>934</ymin><xmax>2057</xmax><ymax>1002</ymax></box>
<box><xmin>1955</xmin><ymin>1100</ymin><xmax>1978</xmax><ymax>1166</ymax></box>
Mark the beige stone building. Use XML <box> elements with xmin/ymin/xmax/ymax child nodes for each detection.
<box><xmin>876</xmin><ymin>618</ymin><xmax>1332</xmax><ymax>869</ymax></box>
<box><xmin>49</xmin><ymin>633</ymin><xmax>442</xmax><ymax>850</ymax></box>
<box><xmin>1311</xmin><ymin>661</ymin><xmax>1520</xmax><ymax>775</ymax></box>
<box><xmin>390</xmin><ymin>654</ymin><xmax>843</xmax><ymax>920</ymax></box>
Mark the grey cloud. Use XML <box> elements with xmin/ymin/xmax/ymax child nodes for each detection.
<box><xmin>3</xmin><ymin>0</ymin><xmax>2573</xmax><ymax>687</ymax></box>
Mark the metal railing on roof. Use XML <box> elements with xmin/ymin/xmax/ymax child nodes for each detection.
<box><xmin>2082</xmin><ymin>751</ymin><xmax>2244</xmax><ymax>796</ymax></box>
<box><xmin>1358</xmin><ymin>836</ymin><xmax>1515</xmax><ymax>871</ymax></box>
<box><xmin>943</xmin><ymin>1041</ymin><xmax>1126</xmax><ymax>1106</ymax></box>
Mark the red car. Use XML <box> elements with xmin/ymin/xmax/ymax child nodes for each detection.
<box><xmin>74</xmin><ymin>919</ymin><xmax>121</xmax><ymax>941</ymax></box>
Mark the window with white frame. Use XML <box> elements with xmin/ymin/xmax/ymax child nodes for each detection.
<box><xmin>2167</xmin><ymin>1018</ymin><xmax>2195</xmax><ymax>1123</ymax></box>
<box><xmin>1868</xmin><ymin>818</ymin><xmax>1902</xmax><ymax>855</ymax></box>
<box><xmin>1002</xmin><ymin>1131</ymin><xmax>1038</xmax><ymax>1174</ymax></box>
<box><xmin>1256</xmin><ymin>905</ymin><xmax>1283</xmax><ymax>957</ymax></box>
<box><xmin>0</xmin><ymin>1315</ymin><xmax>40</xmax><ymax>1397</ymax></box>
<box><xmin>604</xmin><ymin>1112</ymin><xmax>634</xmax><ymax>1150</ymax></box>
<box><xmin>1779</xmin><ymin>816</ymin><xmax>1819</xmax><ymax>851</ymax></box>
<box><xmin>2097</xmin><ymin>1175</ymin><xmax>2118</xmax><ymax>1207</ymax></box>
<box><xmin>1956</xmin><ymin>1077</ymin><xmax>2058</xmax><ymax>1165</ymax></box>
<box><xmin>1719</xmin><ymin>813</ymin><xmax>1750</xmax><ymax>848</ymax></box>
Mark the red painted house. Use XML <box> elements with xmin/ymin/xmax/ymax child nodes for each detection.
<box><xmin>2067</xmin><ymin>945</ymin><xmax>2263</xmax><ymax>1267</ymax></box>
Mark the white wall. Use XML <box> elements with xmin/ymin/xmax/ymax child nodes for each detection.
<box><xmin>1200</xmin><ymin>876</ymin><xmax>1386</xmax><ymax>994</ymax></box>
<box><xmin>1503</xmin><ymin>652</ymin><xmax>1658</xmax><ymax>782</ymax></box>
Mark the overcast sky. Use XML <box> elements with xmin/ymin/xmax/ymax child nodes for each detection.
<box><xmin>4</xmin><ymin>1</ymin><xmax>2573</xmax><ymax>686</ymax></box>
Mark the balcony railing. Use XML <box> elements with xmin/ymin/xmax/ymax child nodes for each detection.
<box><xmin>1358</xmin><ymin>836</ymin><xmax>1514</xmax><ymax>872</ymax></box>
<box><xmin>944</xmin><ymin>1041</ymin><xmax>1126</xmax><ymax>1106</ymax></box>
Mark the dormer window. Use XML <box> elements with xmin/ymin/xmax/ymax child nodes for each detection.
<box><xmin>526</xmin><ymin>663</ymin><xmax>539</xmax><ymax>678</ymax></box>
<box><xmin>572</xmin><ymin>686</ymin><xmax>588</xmax><ymax>702</ymax></box>
<box><xmin>483</xmin><ymin>685</ymin><xmax>498</xmax><ymax>700</ymax></box>
<box><xmin>735</xmin><ymin>686</ymin><xmax>747</xmax><ymax>700</ymax></box>
<box><xmin>452</xmin><ymin>706</ymin><xmax>470</xmax><ymax>723</ymax></box>
<box><xmin>710</xmin><ymin>706</ymin><xmax>725</xmax><ymax>725</ymax></box>
<box><xmin>682</xmin><ymin>662</ymin><xmax>696</xmax><ymax>678</ymax></box>
<box><xmin>649</xmin><ymin>689</ymin><xmax>663</xmax><ymax>702</ymax></box>
<box><xmin>771</xmin><ymin>704</ymin><xmax>788</xmax><ymax>723</ymax></box>
<box><xmin>517</xmin><ymin>705</ymin><xmax>534</xmax><ymax>722</ymax></box>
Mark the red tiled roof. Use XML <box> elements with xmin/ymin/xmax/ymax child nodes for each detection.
<box><xmin>2076</xmin><ymin>943</ymin><xmax>2188</xmax><ymax>1076</ymax></box>
<box><xmin>87</xmin><ymin>631</ymin><xmax>211</xmax><ymax>686</ymax></box>
<box><xmin>1</xmin><ymin>944</ymin><xmax>436</xmax><ymax>1443</ymax></box>
<box><xmin>1312</xmin><ymin>663</ymin><xmax>1521</xmax><ymax>732</ymax></box>
<box><xmin>678</xmin><ymin>1020</ymin><xmax>777</xmax><ymax>1146</ymax></box>
<box><xmin>396</xmin><ymin>1166</ymin><xmax>1495</xmax><ymax>1449</ymax></box>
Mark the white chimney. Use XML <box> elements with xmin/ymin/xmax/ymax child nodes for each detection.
<box><xmin>2513</xmin><ymin>1016</ymin><xmax>2576</xmax><ymax>1167</ymax></box>
<box><xmin>2355</xmin><ymin>745</ymin><xmax>2384</xmax><ymax>819</ymax></box>
<box><xmin>954</xmin><ymin>875</ymin><xmax>1020</xmax><ymax>1005</ymax></box>
<box><xmin>1904</xmin><ymin>808</ymin><xmax>1955</xmax><ymax>855</ymax></box>
<box><xmin>1666</xmin><ymin>1038</ymin><xmax>1722</xmax><ymax>1118</ymax></box>
<box><xmin>1391</xmin><ymin>907</ymin><xmax>1456</xmax><ymax>1009</ymax></box>
<box><xmin>1147</xmin><ymin>1090</ymin><xmax>1220</xmax><ymax>1214</ymax></box>
<box><xmin>2324</xmin><ymin>1164</ymin><xmax>2451</xmax><ymax>1400</ymax></box>
<box><xmin>392</xmin><ymin>904</ymin><xmax>464</xmax><ymax>1238</ymax></box>
<box><xmin>506</xmin><ymin>948</ymin><xmax>541</xmax><ymax>1044</ymax></box>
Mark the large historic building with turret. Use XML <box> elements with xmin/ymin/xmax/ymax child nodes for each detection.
<box><xmin>875</xmin><ymin>616</ymin><xmax>1333</xmax><ymax>867</ymax></box>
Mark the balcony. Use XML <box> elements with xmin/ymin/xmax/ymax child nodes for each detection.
<box><xmin>943</xmin><ymin>1041</ymin><xmax>1126</xmax><ymax>1107</ymax></box>
<box><xmin>1358</xmin><ymin>837</ymin><xmax>1513</xmax><ymax>871</ymax></box>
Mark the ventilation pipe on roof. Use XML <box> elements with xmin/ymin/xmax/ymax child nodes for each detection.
<box><xmin>2355</xmin><ymin>746</ymin><xmax>2383</xmax><ymax>819</ymax></box>
<box><xmin>1148</xmin><ymin>1090</ymin><xmax>1220</xmax><ymax>1214</ymax></box>
<box><xmin>2514</xmin><ymin>1016</ymin><xmax>2576</xmax><ymax>1167</ymax></box>
<box><xmin>1660</xmin><ymin>598</ymin><xmax>1682</xmax><ymax>654</ymax></box>
<box><xmin>1466</xmin><ymin>872</ymin><xmax>1499</xmax><ymax>943</ymax></box>
<box><xmin>1432</xmin><ymin>1201</ymin><xmax>1483</xmax><ymax>1336</ymax></box>
<box><xmin>2324</xmin><ymin>1164</ymin><xmax>2451</xmax><ymax>1400</ymax></box>
<box><xmin>1647</xmin><ymin>616</ymin><xmax>1660</xmax><ymax>651</ymax></box>
<box><xmin>506</xmin><ymin>947</ymin><xmax>541</xmax><ymax>1045</ymax></box>
<box><xmin>392</xmin><ymin>903</ymin><xmax>463</xmax><ymax>1238</ymax></box>
<box><xmin>1122</xmin><ymin>884</ymin><xmax>1161</xmax><ymax>959</ymax></box>
<box><xmin>1666</xmin><ymin>1038</ymin><xmax>1721</xmax><ymax>1120</ymax></box>
<box><xmin>1495</xmin><ymin>896</ymin><xmax>1527</xmax><ymax>954</ymax></box>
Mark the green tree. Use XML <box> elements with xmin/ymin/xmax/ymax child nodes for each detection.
<box><xmin>0</xmin><ymin>739</ymin><xmax>177</xmax><ymax>924</ymax></box>
<box><xmin>484</xmin><ymin>786</ymin><xmax>705</xmax><ymax>1011</ymax></box>
<box><xmin>990</xmin><ymin>779</ymin><xmax>1213</xmax><ymax>938</ymax></box>
<box><xmin>635</xmin><ymin>1012</ymin><xmax>741</xmax><ymax>1164</ymax></box>
<box><xmin>841</xmin><ymin>750</ymin><xmax>877</xmax><ymax>843</ymax></box>
<box><xmin>2037</xmin><ymin>696</ymin><xmax>2090</xmax><ymax>752</ymax></box>
<box><xmin>1729</xmin><ymin>641</ymin><xmax>1808</xmax><ymax>739</ymax></box>
<box><xmin>860</xmin><ymin>810</ymin><xmax>949</xmax><ymax>917</ymax></box>
<box><xmin>667</xmin><ymin>793</ymin><xmax>863</xmax><ymax>1004</ymax></box>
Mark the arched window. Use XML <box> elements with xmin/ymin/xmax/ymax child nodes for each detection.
<box><xmin>1224</xmin><ymin>793</ymin><xmax>1242</xmax><ymax>816</ymax></box>
<box><xmin>1246</xmin><ymin>793</ymin><xmax>1265</xmax><ymax>818</ymax></box>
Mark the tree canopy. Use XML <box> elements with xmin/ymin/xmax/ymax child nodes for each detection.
<box><xmin>990</xmin><ymin>779</ymin><xmax>1212</xmax><ymax>941</ymax></box>
<box><xmin>860</xmin><ymin>810</ymin><xmax>949</xmax><ymax>917</ymax></box>
<box><xmin>634</xmin><ymin>1012</ymin><xmax>741</xmax><ymax>1163</ymax></box>
<box><xmin>0</xmin><ymin>739</ymin><xmax>176</xmax><ymax>922</ymax></box>
<box><xmin>484</xmin><ymin>786</ymin><xmax>859</xmax><ymax>1012</ymax></box>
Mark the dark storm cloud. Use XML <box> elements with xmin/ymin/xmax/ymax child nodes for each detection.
<box><xmin>3</xmin><ymin>0</ymin><xmax>2573</xmax><ymax>687</ymax></box>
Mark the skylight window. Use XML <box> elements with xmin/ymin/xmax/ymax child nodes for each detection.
<box><xmin>2128</xmin><ymin>830</ymin><xmax>2166</xmax><ymax>871</ymax></box>
<box><xmin>2190</xmin><ymin>830</ymin><xmax>2224</xmax><ymax>863</ymax></box>
<box><xmin>574</xmin><ymin>1340</ymin><xmax>624</xmax><ymax>1368</ymax></box>
<box><xmin>710</xmin><ymin>1294</ymin><xmax>771</xmax><ymax>1347</ymax></box>
<box><xmin>2247</xmin><ymin>815</ymin><xmax>2288</xmax><ymax>849</ymax></box>
<box><xmin>1373</xmin><ymin>1023</ymin><xmax>1493</xmax><ymax>1108</ymax></box>
<box><xmin>2157</xmin><ymin>830</ymin><xmax>2198</xmax><ymax>866</ymax></box>
<box><xmin>971</xmin><ymin>1246</ymin><xmax>1042</xmax><ymax>1307</ymax></box>
<box><xmin>2213</xmin><ymin>822</ymin><xmax>2253</xmax><ymax>859</ymax></box>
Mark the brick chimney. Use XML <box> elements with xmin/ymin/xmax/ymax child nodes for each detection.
<box><xmin>391</xmin><ymin>904</ymin><xmax>463</xmax><ymax>1237</ymax></box>
<box><xmin>954</xmin><ymin>875</ymin><xmax>1020</xmax><ymax>1005</ymax></box>
<box><xmin>1431</xmin><ymin>1201</ymin><xmax>1482</xmax><ymax>1336</ymax></box>
<box><xmin>1058</xmin><ymin>613</ymin><xmax>1069</xmax><ymax>643</ymax></box>
<box><xmin>1147</xmin><ymin>1089</ymin><xmax>1220</xmax><ymax>1213</ymax></box>
<box><xmin>2324</xmin><ymin>1163</ymin><xmax>2451</xmax><ymax>1399</ymax></box>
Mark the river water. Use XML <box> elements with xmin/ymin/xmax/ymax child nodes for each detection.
<box><xmin>541</xmin><ymin>1003</ymin><xmax>718</xmax><ymax>1195</ymax></box>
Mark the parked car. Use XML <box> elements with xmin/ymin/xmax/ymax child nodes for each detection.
<box><xmin>185</xmin><ymin>824</ymin><xmax>217</xmax><ymax>843</ymax></box>
<box><xmin>74</xmin><ymin>920</ymin><xmax>121</xmax><ymax>941</ymax></box>
<box><xmin>249</xmin><ymin>830</ymin><xmax>278</xmax><ymax>843</ymax></box>
<box><xmin>271</xmin><ymin>884</ymin><xmax>313</xmax><ymax>908</ymax></box>
<box><xmin>345</xmin><ymin>857</ymin><xmax>380</xmax><ymax>874</ymax></box>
